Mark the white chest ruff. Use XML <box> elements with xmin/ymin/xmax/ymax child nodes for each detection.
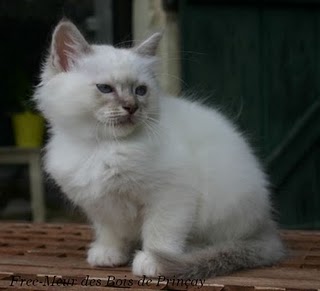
<box><xmin>46</xmin><ymin>141</ymin><xmax>150</xmax><ymax>207</ymax></box>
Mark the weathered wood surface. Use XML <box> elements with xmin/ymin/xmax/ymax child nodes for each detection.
<box><xmin>0</xmin><ymin>223</ymin><xmax>319</xmax><ymax>290</ymax></box>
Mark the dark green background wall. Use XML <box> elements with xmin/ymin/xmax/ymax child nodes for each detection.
<box><xmin>180</xmin><ymin>0</ymin><xmax>320</xmax><ymax>229</ymax></box>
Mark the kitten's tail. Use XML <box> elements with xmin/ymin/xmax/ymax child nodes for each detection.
<box><xmin>152</xmin><ymin>234</ymin><xmax>285</xmax><ymax>279</ymax></box>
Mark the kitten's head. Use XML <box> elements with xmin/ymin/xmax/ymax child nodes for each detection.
<box><xmin>35</xmin><ymin>20</ymin><xmax>162</xmax><ymax>139</ymax></box>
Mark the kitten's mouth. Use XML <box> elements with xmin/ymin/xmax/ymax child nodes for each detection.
<box><xmin>108</xmin><ymin>116</ymin><xmax>136</xmax><ymax>127</ymax></box>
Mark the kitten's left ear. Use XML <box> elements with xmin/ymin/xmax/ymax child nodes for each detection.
<box><xmin>50</xmin><ymin>20</ymin><xmax>92</xmax><ymax>72</ymax></box>
<box><xmin>134</xmin><ymin>32</ymin><xmax>162</xmax><ymax>57</ymax></box>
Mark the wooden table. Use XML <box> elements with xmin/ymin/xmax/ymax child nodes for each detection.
<box><xmin>0</xmin><ymin>223</ymin><xmax>319</xmax><ymax>290</ymax></box>
<box><xmin>0</xmin><ymin>147</ymin><xmax>45</xmax><ymax>222</ymax></box>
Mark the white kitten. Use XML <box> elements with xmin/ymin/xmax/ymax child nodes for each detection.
<box><xmin>34</xmin><ymin>20</ymin><xmax>285</xmax><ymax>278</ymax></box>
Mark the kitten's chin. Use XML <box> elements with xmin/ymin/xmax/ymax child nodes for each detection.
<box><xmin>109</xmin><ymin>124</ymin><xmax>139</xmax><ymax>138</ymax></box>
<box><xmin>97</xmin><ymin>118</ymin><xmax>141</xmax><ymax>139</ymax></box>
<box><xmin>111</xmin><ymin>121</ymin><xmax>137</xmax><ymax>135</ymax></box>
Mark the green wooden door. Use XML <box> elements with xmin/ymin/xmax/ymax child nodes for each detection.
<box><xmin>180</xmin><ymin>0</ymin><xmax>320</xmax><ymax>229</ymax></box>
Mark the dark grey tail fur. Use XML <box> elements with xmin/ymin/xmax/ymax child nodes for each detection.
<box><xmin>153</xmin><ymin>234</ymin><xmax>285</xmax><ymax>279</ymax></box>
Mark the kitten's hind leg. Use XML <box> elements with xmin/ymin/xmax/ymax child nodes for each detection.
<box><xmin>132</xmin><ymin>187</ymin><xmax>197</xmax><ymax>277</ymax></box>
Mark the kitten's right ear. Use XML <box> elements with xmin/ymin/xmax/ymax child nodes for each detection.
<box><xmin>50</xmin><ymin>20</ymin><xmax>91</xmax><ymax>72</ymax></box>
<box><xmin>134</xmin><ymin>32</ymin><xmax>162</xmax><ymax>57</ymax></box>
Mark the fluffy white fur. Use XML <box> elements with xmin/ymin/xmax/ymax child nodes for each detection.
<box><xmin>34</xmin><ymin>20</ymin><xmax>284</xmax><ymax>278</ymax></box>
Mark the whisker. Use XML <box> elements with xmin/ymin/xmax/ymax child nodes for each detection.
<box><xmin>94</xmin><ymin>122</ymin><xmax>101</xmax><ymax>143</ymax></box>
<box><xmin>141</xmin><ymin>116</ymin><xmax>163</xmax><ymax>141</ymax></box>
<box><xmin>155</xmin><ymin>72</ymin><xmax>188</xmax><ymax>88</ymax></box>
<box><xmin>112</xmin><ymin>119</ymin><xmax>120</xmax><ymax>145</ymax></box>
<box><xmin>142</xmin><ymin>120</ymin><xmax>159</xmax><ymax>141</ymax></box>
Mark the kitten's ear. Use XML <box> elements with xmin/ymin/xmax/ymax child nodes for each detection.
<box><xmin>50</xmin><ymin>20</ymin><xmax>91</xmax><ymax>72</ymax></box>
<box><xmin>134</xmin><ymin>32</ymin><xmax>162</xmax><ymax>57</ymax></box>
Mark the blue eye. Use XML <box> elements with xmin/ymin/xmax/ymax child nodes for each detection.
<box><xmin>135</xmin><ymin>85</ymin><xmax>147</xmax><ymax>96</ymax></box>
<box><xmin>96</xmin><ymin>84</ymin><xmax>113</xmax><ymax>93</ymax></box>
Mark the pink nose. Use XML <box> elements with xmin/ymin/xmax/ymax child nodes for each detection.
<box><xmin>122</xmin><ymin>104</ymin><xmax>138</xmax><ymax>115</ymax></box>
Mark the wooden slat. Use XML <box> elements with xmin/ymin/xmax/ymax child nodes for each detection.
<box><xmin>0</xmin><ymin>223</ymin><xmax>320</xmax><ymax>290</ymax></box>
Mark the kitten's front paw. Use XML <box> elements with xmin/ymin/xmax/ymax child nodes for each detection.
<box><xmin>87</xmin><ymin>244</ymin><xmax>128</xmax><ymax>267</ymax></box>
<box><xmin>132</xmin><ymin>251</ymin><xmax>160</xmax><ymax>277</ymax></box>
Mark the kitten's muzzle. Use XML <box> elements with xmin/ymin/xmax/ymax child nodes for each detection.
<box><xmin>122</xmin><ymin>103</ymin><xmax>139</xmax><ymax>115</ymax></box>
<box><xmin>109</xmin><ymin>114</ymin><xmax>136</xmax><ymax>126</ymax></box>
